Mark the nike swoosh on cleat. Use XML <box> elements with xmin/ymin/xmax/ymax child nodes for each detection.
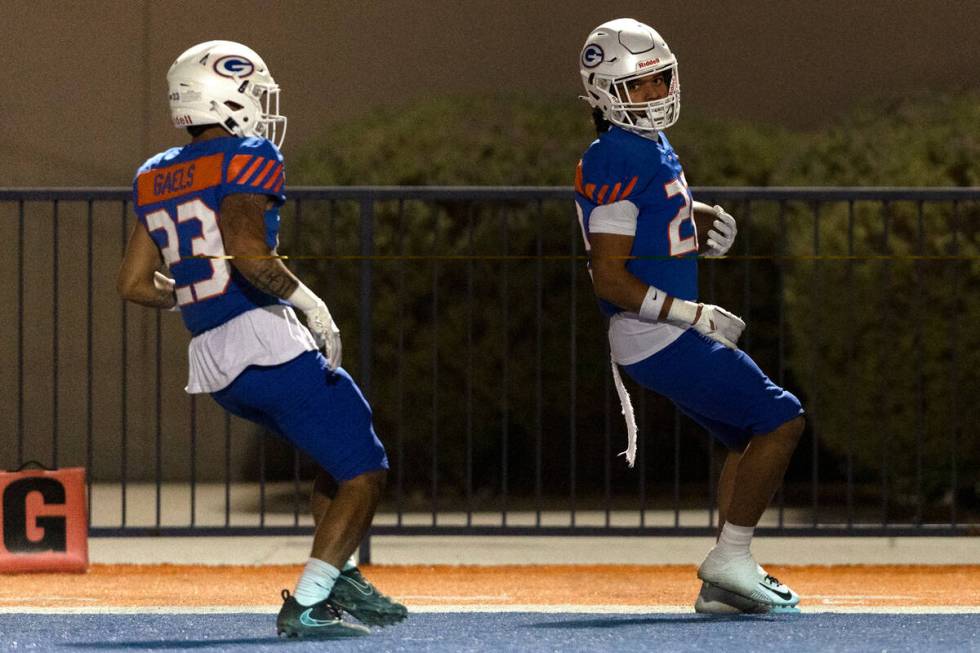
<box><xmin>299</xmin><ymin>608</ymin><xmax>341</xmax><ymax>627</ymax></box>
<box><xmin>759</xmin><ymin>584</ymin><xmax>793</xmax><ymax>601</ymax></box>
<box><xmin>340</xmin><ymin>576</ymin><xmax>375</xmax><ymax>596</ymax></box>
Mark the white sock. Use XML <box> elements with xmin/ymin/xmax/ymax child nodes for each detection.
<box><xmin>293</xmin><ymin>558</ymin><xmax>340</xmax><ymax>607</ymax></box>
<box><xmin>343</xmin><ymin>554</ymin><xmax>357</xmax><ymax>572</ymax></box>
<box><xmin>713</xmin><ymin>522</ymin><xmax>754</xmax><ymax>560</ymax></box>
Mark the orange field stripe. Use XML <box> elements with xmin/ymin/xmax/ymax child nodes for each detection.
<box><xmin>0</xmin><ymin>564</ymin><xmax>977</xmax><ymax>609</ymax></box>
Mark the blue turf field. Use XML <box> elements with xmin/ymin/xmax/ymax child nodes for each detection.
<box><xmin>2</xmin><ymin>612</ymin><xmax>978</xmax><ymax>652</ymax></box>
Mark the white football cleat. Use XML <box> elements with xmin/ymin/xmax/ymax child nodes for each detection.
<box><xmin>694</xmin><ymin>582</ymin><xmax>770</xmax><ymax>614</ymax></box>
<box><xmin>697</xmin><ymin>549</ymin><xmax>800</xmax><ymax>609</ymax></box>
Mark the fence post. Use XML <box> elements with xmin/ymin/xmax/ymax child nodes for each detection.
<box><xmin>359</xmin><ymin>195</ymin><xmax>375</xmax><ymax>564</ymax></box>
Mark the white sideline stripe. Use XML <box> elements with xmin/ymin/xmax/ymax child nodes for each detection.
<box><xmin>809</xmin><ymin>595</ymin><xmax>916</xmax><ymax>600</ymax></box>
<box><xmin>1</xmin><ymin>605</ymin><xmax>979</xmax><ymax>615</ymax></box>
<box><xmin>399</xmin><ymin>594</ymin><xmax>511</xmax><ymax>601</ymax></box>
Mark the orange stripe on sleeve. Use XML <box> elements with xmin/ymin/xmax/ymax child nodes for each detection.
<box><xmin>620</xmin><ymin>176</ymin><xmax>639</xmax><ymax>200</ymax></box>
<box><xmin>584</xmin><ymin>183</ymin><xmax>596</xmax><ymax>202</ymax></box>
<box><xmin>272</xmin><ymin>174</ymin><xmax>285</xmax><ymax>194</ymax></box>
<box><xmin>574</xmin><ymin>161</ymin><xmax>586</xmax><ymax>196</ymax></box>
<box><xmin>596</xmin><ymin>184</ymin><xmax>609</xmax><ymax>204</ymax></box>
<box><xmin>607</xmin><ymin>182</ymin><xmax>622</xmax><ymax>203</ymax></box>
<box><xmin>237</xmin><ymin>158</ymin><xmax>265</xmax><ymax>185</ymax></box>
<box><xmin>226</xmin><ymin>154</ymin><xmax>252</xmax><ymax>183</ymax></box>
<box><xmin>262</xmin><ymin>164</ymin><xmax>284</xmax><ymax>190</ymax></box>
<box><xmin>250</xmin><ymin>160</ymin><xmax>277</xmax><ymax>187</ymax></box>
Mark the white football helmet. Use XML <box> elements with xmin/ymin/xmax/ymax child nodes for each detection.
<box><xmin>580</xmin><ymin>18</ymin><xmax>680</xmax><ymax>132</ymax></box>
<box><xmin>167</xmin><ymin>40</ymin><xmax>287</xmax><ymax>147</ymax></box>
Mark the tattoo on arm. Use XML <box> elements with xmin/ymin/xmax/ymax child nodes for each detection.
<box><xmin>220</xmin><ymin>193</ymin><xmax>300</xmax><ymax>300</ymax></box>
<box><xmin>252</xmin><ymin>261</ymin><xmax>299</xmax><ymax>298</ymax></box>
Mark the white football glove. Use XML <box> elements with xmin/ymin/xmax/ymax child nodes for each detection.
<box><xmin>665</xmin><ymin>299</ymin><xmax>746</xmax><ymax>349</ymax></box>
<box><xmin>153</xmin><ymin>271</ymin><xmax>179</xmax><ymax>311</ymax></box>
<box><xmin>287</xmin><ymin>282</ymin><xmax>343</xmax><ymax>370</ymax></box>
<box><xmin>704</xmin><ymin>205</ymin><xmax>737</xmax><ymax>257</ymax></box>
<box><xmin>691</xmin><ymin>303</ymin><xmax>745</xmax><ymax>349</ymax></box>
<box><xmin>305</xmin><ymin>301</ymin><xmax>343</xmax><ymax>370</ymax></box>
<box><xmin>153</xmin><ymin>271</ymin><xmax>175</xmax><ymax>293</ymax></box>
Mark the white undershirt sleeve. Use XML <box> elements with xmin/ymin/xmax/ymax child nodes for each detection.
<box><xmin>588</xmin><ymin>200</ymin><xmax>639</xmax><ymax>236</ymax></box>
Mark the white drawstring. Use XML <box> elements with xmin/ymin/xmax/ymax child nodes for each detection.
<box><xmin>610</xmin><ymin>357</ymin><xmax>638</xmax><ymax>467</ymax></box>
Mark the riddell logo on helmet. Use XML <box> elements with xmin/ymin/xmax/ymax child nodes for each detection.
<box><xmin>638</xmin><ymin>58</ymin><xmax>662</xmax><ymax>68</ymax></box>
<box><xmin>213</xmin><ymin>55</ymin><xmax>255</xmax><ymax>78</ymax></box>
<box><xmin>174</xmin><ymin>114</ymin><xmax>193</xmax><ymax>126</ymax></box>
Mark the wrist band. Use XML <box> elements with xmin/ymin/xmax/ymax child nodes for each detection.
<box><xmin>638</xmin><ymin>286</ymin><xmax>666</xmax><ymax>321</ymax></box>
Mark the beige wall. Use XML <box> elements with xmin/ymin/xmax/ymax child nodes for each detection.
<box><xmin>1</xmin><ymin>0</ymin><xmax>977</xmax><ymax>186</ymax></box>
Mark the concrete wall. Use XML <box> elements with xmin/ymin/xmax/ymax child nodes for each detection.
<box><xmin>1</xmin><ymin>0</ymin><xmax>977</xmax><ymax>186</ymax></box>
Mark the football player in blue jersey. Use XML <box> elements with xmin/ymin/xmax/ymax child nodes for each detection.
<box><xmin>576</xmin><ymin>19</ymin><xmax>806</xmax><ymax>614</ymax></box>
<box><xmin>117</xmin><ymin>41</ymin><xmax>406</xmax><ymax>638</ymax></box>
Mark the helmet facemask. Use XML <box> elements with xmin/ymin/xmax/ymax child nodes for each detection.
<box><xmin>248</xmin><ymin>81</ymin><xmax>287</xmax><ymax>148</ymax></box>
<box><xmin>210</xmin><ymin>80</ymin><xmax>286</xmax><ymax>148</ymax></box>
<box><xmin>589</xmin><ymin>65</ymin><xmax>680</xmax><ymax>132</ymax></box>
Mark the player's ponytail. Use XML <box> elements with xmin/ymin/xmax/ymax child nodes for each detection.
<box><xmin>592</xmin><ymin>108</ymin><xmax>612</xmax><ymax>136</ymax></box>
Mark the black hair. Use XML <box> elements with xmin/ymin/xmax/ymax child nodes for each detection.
<box><xmin>591</xmin><ymin>108</ymin><xmax>612</xmax><ymax>136</ymax></box>
<box><xmin>187</xmin><ymin>124</ymin><xmax>217</xmax><ymax>137</ymax></box>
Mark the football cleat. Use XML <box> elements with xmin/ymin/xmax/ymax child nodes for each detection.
<box><xmin>693</xmin><ymin>581</ymin><xmax>800</xmax><ymax>614</ymax></box>
<box><xmin>276</xmin><ymin>589</ymin><xmax>370</xmax><ymax>639</ymax></box>
<box><xmin>697</xmin><ymin>549</ymin><xmax>801</xmax><ymax>609</ymax></box>
<box><xmin>694</xmin><ymin>581</ymin><xmax>770</xmax><ymax>614</ymax></box>
<box><xmin>329</xmin><ymin>566</ymin><xmax>408</xmax><ymax>626</ymax></box>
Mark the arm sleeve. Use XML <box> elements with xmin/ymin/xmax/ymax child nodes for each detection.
<box><xmin>588</xmin><ymin>200</ymin><xmax>640</xmax><ymax>236</ymax></box>
<box><xmin>220</xmin><ymin>138</ymin><xmax>286</xmax><ymax>206</ymax></box>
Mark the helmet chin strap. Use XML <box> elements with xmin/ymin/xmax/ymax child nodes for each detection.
<box><xmin>631</xmin><ymin>117</ymin><xmax>659</xmax><ymax>137</ymax></box>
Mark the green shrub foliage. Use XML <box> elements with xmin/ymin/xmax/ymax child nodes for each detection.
<box><xmin>278</xmin><ymin>92</ymin><xmax>978</xmax><ymax>511</ymax></box>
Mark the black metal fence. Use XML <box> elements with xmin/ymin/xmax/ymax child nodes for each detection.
<box><xmin>2</xmin><ymin>187</ymin><xmax>978</xmax><ymax>554</ymax></box>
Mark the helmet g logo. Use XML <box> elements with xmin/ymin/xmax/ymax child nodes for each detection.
<box><xmin>581</xmin><ymin>44</ymin><xmax>604</xmax><ymax>68</ymax></box>
<box><xmin>213</xmin><ymin>55</ymin><xmax>255</xmax><ymax>78</ymax></box>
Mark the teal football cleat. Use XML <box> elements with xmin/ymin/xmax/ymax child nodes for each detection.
<box><xmin>694</xmin><ymin>581</ymin><xmax>800</xmax><ymax>614</ymax></box>
<box><xmin>694</xmin><ymin>581</ymin><xmax>771</xmax><ymax>614</ymax></box>
<box><xmin>330</xmin><ymin>566</ymin><xmax>408</xmax><ymax>626</ymax></box>
<box><xmin>697</xmin><ymin>549</ymin><xmax>801</xmax><ymax>609</ymax></box>
<box><xmin>276</xmin><ymin>589</ymin><xmax>370</xmax><ymax>639</ymax></box>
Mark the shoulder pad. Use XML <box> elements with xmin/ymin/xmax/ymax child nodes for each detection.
<box><xmin>578</xmin><ymin>138</ymin><xmax>654</xmax><ymax>206</ymax></box>
<box><xmin>134</xmin><ymin>146</ymin><xmax>184</xmax><ymax>181</ymax></box>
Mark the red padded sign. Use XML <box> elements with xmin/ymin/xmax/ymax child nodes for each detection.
<box><xmin>0</xmin><ymin>467</ymin><xmax>89</xmax><ymax>573</ymax></box>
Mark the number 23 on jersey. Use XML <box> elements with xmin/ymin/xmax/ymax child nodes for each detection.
<box><xmin>144</xmin><ymin>198</ymin><xmax>230</xmax><ymax>306</ymax></box>
<box><xmin>665</xmin><ymin>173</ymin><xmax>697</xmax><ymax>256</ymax></box>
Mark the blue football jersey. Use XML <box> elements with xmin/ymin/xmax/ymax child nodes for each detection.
<box><xmin>575</xmin><ymin>127</ymin><xmax>698</xmax><ymax>317</ymax></box>
<box><xmin>133</xmin><ymin>136</ymin><xmax>287</xmax><ymax>335</ymax></box>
